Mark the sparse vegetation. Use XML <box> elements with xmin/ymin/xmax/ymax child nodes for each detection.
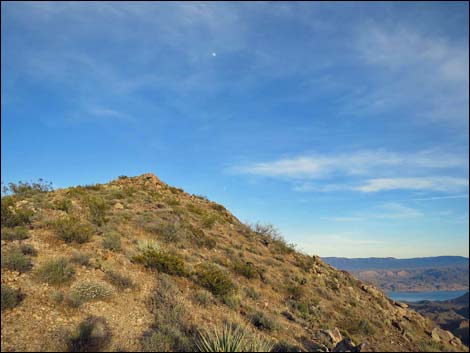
<box><xmin>1</xmin><ymin>285</ymin><xmax>22</xmax><ymax>311</ymax></box>
<box><xmin>70</xmin><ymin>251</ymin><xmax>92</xmax><ymax>267</ymax></box>
<box><xmin>233</xmin><ymin>261</ymin><xmax>258</xmax><ymax>279</ymax></box>
<box><xmin>1</xmin><ymin>248</ymin><xmax>32</xmax><ymax>272</ymax></box>
<box><xmin>1</xmin><ymin>226</ymin><xmax>29</xmax><ymax>241</ymax></box>
<box><xmin>35</xmin><ymin>257</ymin><xmax>75</xmax><ymax>285</ymax></box>
<box><xmin>102</xmin><ymin>231</ymin><xmax>122</xmax><ymax>251</ymax></box>
<box><xmin>67</xmin><ymin>316</ymin><xmax>111</xmax><ymax>352</ymax></box>
<box><xmin>50</xmin><ymin>290</ymin><xmax>64</xmax><ymax>304</ymax></box>
<box><xmin>192</xmin><ymin>289</ymin><xmax>214</xmax><ymax>306</ymax></box>
<box><xmin>104</xmin><ymin>270</ymin><xmax>134</xmax><ymax>290</ymax></box>
<box><xmin>2</xmin><ymin>179</ymin><xmax>53</xmax><ymax>198</ymax></box>
<box><xmin>195</xmin><ymin>263</ymin><xmax>236</xmax><ymax>297</ymax></box>
<box><xmin>142</xmin><ymin>275</ymin><xmax>192</xmax><ymax>352</ymax></box>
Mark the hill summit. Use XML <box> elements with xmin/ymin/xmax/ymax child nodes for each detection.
<box><xmin>1</xmin><ymin>173</ymin><xmax>467</xmax><ymax>352</ymax></box>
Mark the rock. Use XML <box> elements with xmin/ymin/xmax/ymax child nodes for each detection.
<box><xmin>113</xmin><ymin>202</ymin><xmax>124</xmax><ymax>210</ymax></box>
<box><xmin>333</xmin><ymin>338</ymin><xmax>368</xmax><ymax>352</ymax></box>
<box><xmin>313</xmin><ymin>328</ymin><xmax>343</xmax><ymax>350</ymax></box>
<box><xmin>281</xmin><ymin>311</ymin><xmax>296</xmax><ymax>322</ymax></box>
<box><xmin>394</xmin><ymin>301</ymin><xmax>408</xmax><ymax>308</ymax></box>
<box><xmin>429</xmin><ymin>327</ymin><xmax>454</xmax><ymax>343</ymax></box>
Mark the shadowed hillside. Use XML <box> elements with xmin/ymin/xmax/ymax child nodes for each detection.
<box><xmin>1</xmin><ymin>174</ymin><xmax>468</xmax><ymax>352</ymax></box>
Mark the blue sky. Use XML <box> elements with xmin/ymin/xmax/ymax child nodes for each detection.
<box><xmin>2</xmin><ymin>2</ymin><xmax>469</xmax><ymax>258</ymax></box>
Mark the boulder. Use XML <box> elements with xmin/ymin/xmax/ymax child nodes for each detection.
<box><xmin>313</xmin><ymin>328</ymin><xmax>343</xmax><ymax>350</ymax></box>
<box><xmin>333</xmin><ymin>338</ymin><xmax>369</xmax><ymax>352</ymax></box>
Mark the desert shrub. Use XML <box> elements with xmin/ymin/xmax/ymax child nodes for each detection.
<box><xmin>196</xmin><ymin>323</ymin><xmax>274</xmax><ymax>352</ymax></box>
<box><xmin>166</xmin><ymin>197</ymin><xmax>180</xmax><ymax>206</ymax></box>
<box><xmin>1</xmin><ymin>197</ymin><xmax>34</xmax><ymax>227</ymax></box>
<box><xmin>187</xmin><ymin>224</ymin><xmax>216</xmax><ymax>249</ymax></box>
<box><xmin>66</xmin><ymin>280</ymin><xmax>113</xmax><ymax>307</ymax></box>
<box><xmin>222</xmin><ymin>294</ymin><xmax>241</xmax><ymax>309</ymax></box>
<box><xmin>53</xmin><ymin>216</ymin><xmax>95</xmax><ymax>244</ymax></box>
<box><xmin>195</xmin><ymin>194</ymin><xmax>209</xmax><ymax>201</ymax></box>
<box><xmin>244</xmin><ymin>286</ymin><xmax>261</xmax><ymax>300</ymax></box>
<box><xmin>133</xmin><ymin>249</ymin><xmax>187</xmax><ymax>276</ymax></box>
<box><xmin>102</xmin><ymin>231</ymin><xmax>121</xmax><ymax>251</ymax></box>
<box><xmin>142</xmin><ymin>275</ymin><xmax>192</xmax><ymax>352</ymax></box>
<box><xmin>67</xmin><ymin>316</ymin><xmax>111</xmax><ymax>352</ymax></box>
<box><xmin>248</xmin><ymin>311</ymin><xmax>277</xmax><ymax>331</ymax></box>
<box><xmin>35</xmin><ymin>258</ymin><xmax>75</xmax><ymax>285</ymax></box>
<box><xmin>1</xmin><ymin>248</ymin><xmax>32</xmax><ymax>272</ymax></box>
<box><xmin>1</xmin><ymin>226</ymin><xmax>29</xmax><ymax>241</ymax></box>
<box><xmin>136</xmin><ymin>239</ymin><xmax>160</xmax><ymax>252</ymax></box>
<box><xmin>50</xmin><ymin>290</ymin><xmax>64</xmax><ymax>304</ymax></box>
<box><xmin>192</xmin><ymin>289</ymin><xmax>214</xmax><ymax>306</ymax></box>
<box><xmin>210</xmin><ymin>203</ymin><xmax>226</xmax><ymax>212</ymax></box>
<box><xmin>201</xmin><ymin>215</ymin><xmax>217</xmax><ymax>228</ymax></box>
<box><xmin>248</xmin><ymin>222</ymin><xmax>295</xmax><ymax>254</ymax></box>
<box><xmin>187</xmin><ymin>203</ymin><xmax>204</xmax><ymax>215</ymax></box>
<box><xmin>195</xmin><ymin>263</ymin><xmax>235</xmax><ymax>297</ymax></box>
<box><xmin>19</xmin><ymin>244</ymin><xmax>38</xmax><ymax>256</ymax></box>
<box><xmin>1</xmin><ymin>285</ymin><xmax>22</xmax><ymax>311</ymax></box>
<box><xmin>2</xmin><ymin>179</ymin><xmax>53</xmax><ymax>198</ymax></box>
<box><xmin>285</xmin><ymin>283</ymin><xmax>305</xmax><ymax>301</ymax></box>
<box><xmin>287</xmin><ymin>300</ymin><xmax>311</xmax><ymax>320</ymax></box>
<box><xmin>272</xmin><ymin>340</ymin><xmax>303</xmax><ymax>352</ymax></box>
<box><xmin>345</xmin><ymin>318</ymin><xmax>376</xmax><ymax>336</ymax></box>
<box><xmin>233</xmin><ymin>261</ymin><xmax>258</xmax><ymax>279</ymax></box>
<box><xmin>70</xmin><ymin>251</ymin><xmax>92</xmax><ymax>267</ymax></box>
<box><xmin>83</xmin><ymin>195</ymin><xmax>108</xmax><ymax>226</ymax></box>
<box><xmin>157</xmin><ymin>223</ymin><xmax>180</xmax><ymax>242</ymax></box>
<box><xmin>53</xmin><ymin>198</ymin><xmax>73</xmax><ymax>213</ymax></box>
<box><xmin>169</xmin><ymin>186</ymin><xmax>183</xmax><ymax>194</ymax></box>
<box><xmin>104</xmin><ymin>270</ymin><xmax>134</xmax><ymax>290</ymax></box>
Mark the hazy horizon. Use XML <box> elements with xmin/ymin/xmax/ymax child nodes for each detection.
<box><xmin>2</xmin><ymin>2</ymin><xmax>469</xmax><ymax>258</ymax></box>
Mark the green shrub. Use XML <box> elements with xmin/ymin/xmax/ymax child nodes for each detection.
<box><xmin>133</xmin><ymin>249</ymin><xmax>187</xmax><ymax>276</ymax></box>
<box><xmin>244</xmin><ymin>286</ymin><xmax>260</xmax><ymax>300</ymax></box>
<box><xmin>53</xmin><ymin>216</ymin><xmax>95</xmax><ymax>244</ymax></box>
<box><xmin>102</xmin><ymin>232</ymin><xmax>121</xmax><ymax>251</ymax></box>
<box><xmin>192</xmin><ymin>289</ymin><xmax>214</xmax><ymax>306</ymax></box>
<box><xmin>35</xmin><ymin>258</ymin><xmax>75</xmax><ymax>285</ymax></box>
<box><xmin>53</xmin><ymin>198</ymin><xmax>73</xmax><ymax>213</ymax></box>
<box><xmin>285</xmin><ymin>283</ymin><xmax>305</xmax><ymax>301</ymax></box>
<box><xmin>67</xmin><ymin>316</ymin><xmax>111</xmax><ymax>352</ymax></box>
<box><xmin>222</xmin><ymin>294</ymin><xmax>241</xmax><ymax>309</ymax></box>
<box><xmin>1</xmin><ymin>197</ymin><xmax>34</xmax><ymax>227</ymax></box>
<box><xmin>187</xmin><ymin>203</ymin><xmax>204</xmax><ymax>215</ymax></box>
<box><xmin>1</xmin><ymin>226</ymin><xmax>29</xmax><ymax>241</ymax></box>
<box><xmin>1</xmin><ymin>248</ymin><xmax>32</xmax><ymax>272</ymax></box>
<box><xmin>136</xmin><ymin>239</ymin><xmax>160</xmax><ymax>252</ymax></box>
<box><xmin>202</xmin><ymin>215</ymin><xmax>217</xmax><ymax>228</ymax></box>
<box><xmin>1</xmin><ymin>284</ymin><xmax>22</xmax><ymax>311</ymax></box>
<box><xmin>249</xmin><ymin>222</ymin><xmax>295</xmax><ymax>254</ymax></box>
<box><xmin>196</xmin><ymin>323</ymin><xmax>274</xmax><ymax>352</ymax></box>
<box><xmin>233</xmin><ymin>261</ymin><xmax>258</xmax><ymax>279</ymax></box>
<box><xmin>104</xmin><ymin>270</ymin><xmax>134</xmax><ymax>290</ymax></box>
<box><xmin>188</xmin><ymin>225</ymin><xmax>216</xmax><ymax>249</ymax></box>
<box><xmin>2</xmin><ymin>179</ymin><xmax>53</xmax><ymax>198</ymax></box>
<box><xmin>83</xmin><ymin>195</ymin><xmax>108</xmax><ymax>226</ymax></box>
<box><xmin>248</xmin><ymin>311</ymin><xmax>277</xmax><ymax>331</ymax></box>
<box><xmin>210</xmin><ymin>203</ymin><xmax>226</xmax><ymax>212</ymax></box>
<box><xmin>195</xmin><ymin>263</ymin><xmax>235</xmax><ymax>297</ymax></box>
<box><xmin>66</xmin><ymin>280</ymin><xmax>113</xmax><ymax>307</ymax></box>
<box><xmin>157</xmin><ymin>223</ymin><xmax>180</xmax><ymax>242</ymax></box>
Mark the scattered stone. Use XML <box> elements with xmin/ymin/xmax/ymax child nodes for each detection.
<box><xmin>313</xmin><ymin>328</ymin><xmax>343</xmax><ymax>350</ymax></box>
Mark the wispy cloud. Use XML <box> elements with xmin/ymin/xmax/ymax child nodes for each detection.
<box><xmin>232</xmin><ymin>149</ymin><xmax>468</xmax><ymax>193</ymax></box>
<box><xmin>355</xmin><ymin>177</ymin><xmax>469</xmax><ymax>193</ymax></box>
<box><xmin>412</xmin><ymin>194</ymin><xmax>469</xmax><ymax>201</ymax></box>
<box><xmin>324</xmin><ymin>202</ymin><xmax>423</xmax><ymax>222</ymax></box>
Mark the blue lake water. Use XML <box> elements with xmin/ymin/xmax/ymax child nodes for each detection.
<box><xmin>386</xmin><ymin>290</ymin><xmax>469</xmax><ymax>302</ymax></box>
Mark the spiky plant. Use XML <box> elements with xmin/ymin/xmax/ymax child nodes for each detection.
<box><xmin>196</xmin><ymin>324</ymin><xmax>274</xmax><ymax>352</ymax></box>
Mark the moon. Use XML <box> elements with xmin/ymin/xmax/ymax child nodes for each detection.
<box><xmin>211</xmin><ymin>52</ymin><xmax>217</xmax><ymax>57</ymax></box>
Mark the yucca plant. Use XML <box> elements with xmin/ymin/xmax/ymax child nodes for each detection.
<box><xmin>196</xmin><ymin>324</ymin><xmax>274</xmax><ymax>352</ymax></box>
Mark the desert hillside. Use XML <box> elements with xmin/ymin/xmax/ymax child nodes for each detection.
<box><xmin>1</xmin><ymin>174</ymin><xmax>468</xmax><ymax>352</ymax></box>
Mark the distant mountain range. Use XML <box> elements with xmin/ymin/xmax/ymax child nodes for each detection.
<box><xmin>323</xmin><ymin>256</ymin><xmax>469</xmax><ymax>271</ymax></box>
<box><xmin>323</xmin><ymin>256</ymin><xmax>469</xmax><ymax>292</ymax></box>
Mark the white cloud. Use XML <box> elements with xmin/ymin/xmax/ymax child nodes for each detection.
<box><xmin>355</xmin><ymin>177</ymin><xmax>469</xmax><ymax>193</ymax></box>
